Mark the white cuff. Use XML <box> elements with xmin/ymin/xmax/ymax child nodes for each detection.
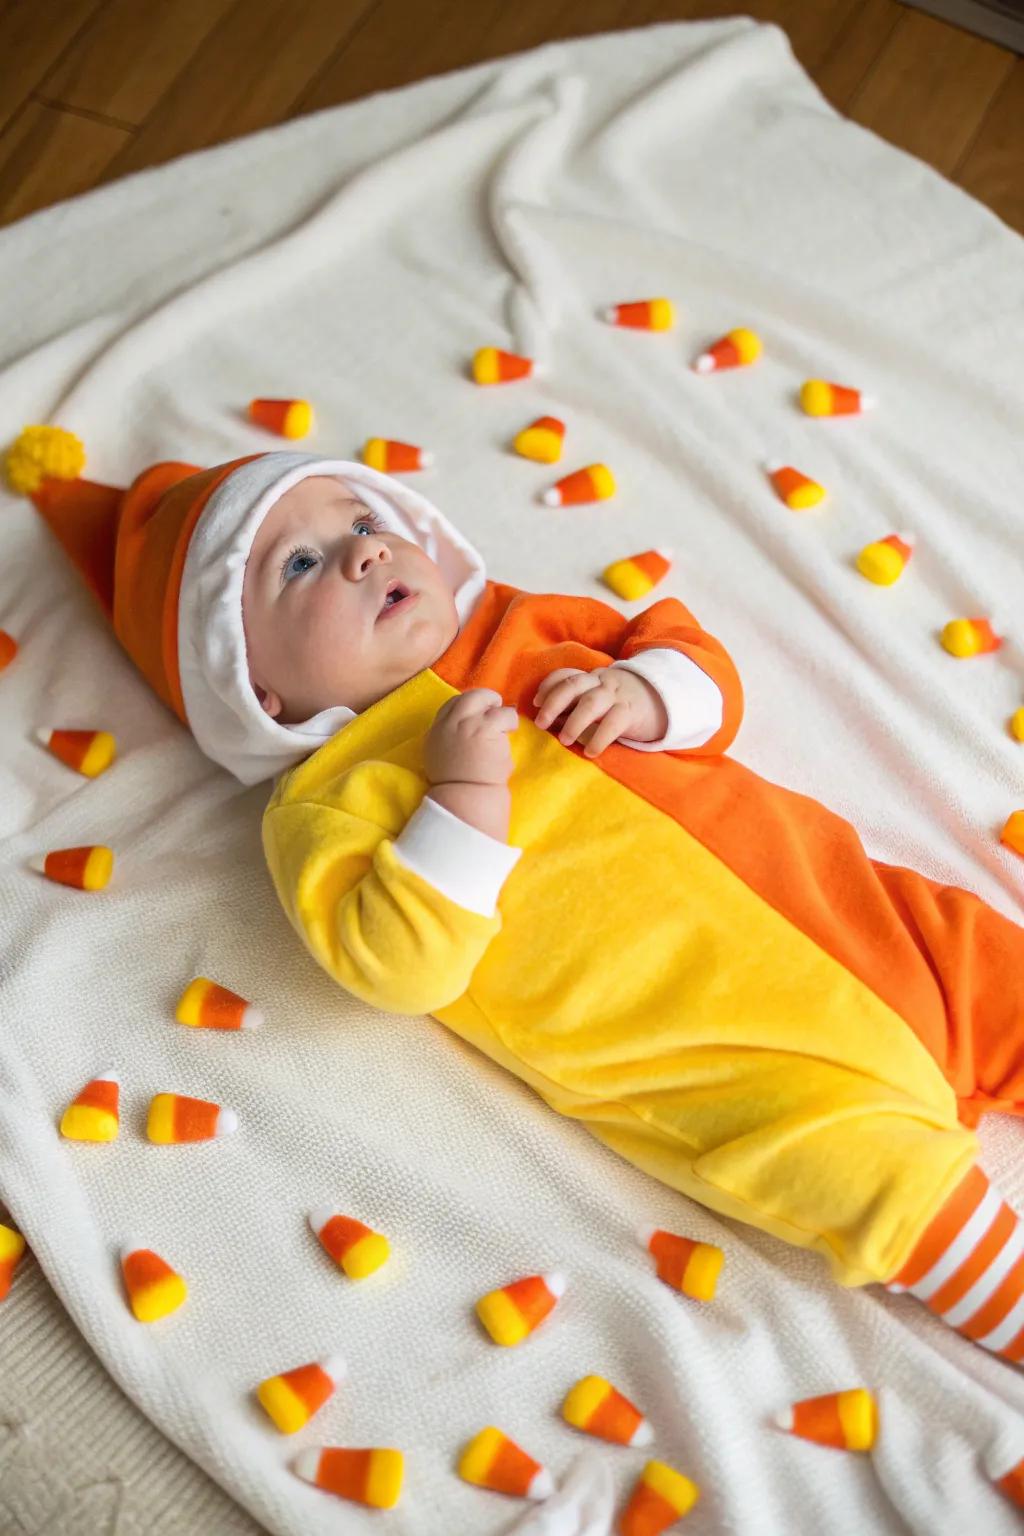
<box><xmin>392</xmin><ymin>795</ymin><xmax>523</xmax><ymax>918</ymax></box>
<box><xmin>610</xmin><ymin>649</ymin><xmax>723</xmax><ymax>752</ymax></box>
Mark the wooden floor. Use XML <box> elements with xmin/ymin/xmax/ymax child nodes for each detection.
<box><xmin>0</xmin><ymin>0</ymin><xmax>1021</xmax><ymax>234</ymax></box>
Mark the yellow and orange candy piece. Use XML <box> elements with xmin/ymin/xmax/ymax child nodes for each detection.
<box><xmin>542</xmin><ymin>464</ymin><xmax>616</xmax><ymax>507</ymax></box>
<box><xmin>0</xmin><ymin>630</ymin><xmax>18</xmax><ymax>672</ymax></box>
<box><xmin>37</xmin><ymin>727</ymin><xmax>115</xmax><ymax>778</ymax></box>
<box><xmin>856</xmin><ymin>532</ymin><xmax>915</xmax><ymax>586</ymax></box>
<box><xmin>60</xmin><ymin>1071</ymin><xmax>119</xmax><ymax>1142</ymax></box>
<box><xmin>562</xmin><ymin>1375</ymin><xmax>652</xmax><ymax>1446</ymax></box>
<box><xmin>513</xmin><ymin>416</ymin><xmax>565</xmax><ymax>464</ymax></box>
<box><xmin>121</xmin><ymin>1245</ymin><xmax>188</xmax><ymax>1322</ymax></box>
<box><xmin>765</xmin><ymin>462</ymin><xmax>827</xmax><ymax>511</ymax></box>
<box><xmin>146</xmin><ymin>1092</ymin><xmax>238</xmax><ymax>1144</ymax></box>
<box><xmin>472</xmin><ymin>347</ymin><xmax>535</xmax><ymax>385</ymax></box>
<box><xmin>249</xmin><ymin>398</ymin><xmax>314</xmax><ymax>439</ymax></box>
<box><xmin>257</xmin><ymin>1354</ymin><xmax>346</xmax><ymax>1434</ymax></box>
<box><xmin>0</xmin><ymin>1222</ymin><xmax>26</xmax><ymax>1303</ymax></box>
<box><xmin>308</xmin><ymin>1208</ymin><xmax>390</xmax><ymax>1279</ymax></box>
<box><xmin>175</xmin><ymin>977</ymin><xmax>263</xmax><ymax>1031</ymax></box>
<box><xmin>30</xmin><ymin>846</ymin><xmax>114</xmax><ymax>891</ymax></box>
<box><xmin>293</xmin><ymin>1446</ymin><xmax>404</xmax><ymax>1509</ymax></box>
<box><xmin>987</xmin><ymin>1449</ymin><xmax>1024</xmax><ymax>1511</ymax></box>
<box><xmin>603</xmin><ymin>549</ymin><xmax>672</xmax><ymax>602</ymax></box>
<box><xmin>775</xmin><ymin>1388</ymin><xmax>878</xmax><ymax>1452</ymax></box>
<box><xmin>940</xmin><ymin>616</ymin><xmax>1003</xmax><ymax>657</ymax></box>
<box><xmin>475</xmin><ymin>1271</ymin><xmax>566</xmax><ymax>1346</ymax></box>
<box><xmin>638</xmin><ymin>1225</ymin><xmax>723</xmax><ymax>1302</ymax></box>
<box><xmin>800</xmin><ymin>380</ymin><xmax>875</xmax><ymax>417</ymax></box>
<box><xmin>693</xmin><ymin>327</ymin><xmax>762</xmax><ymax>374</ymax></box>
<box><xmin>5</xmin><ymin>424</ymin><xmax>85</xmax><ymax>495</ymax></box>
<box><xmin>458</xmin><ymin>1427</ymin><xmax>553</xmax><ymax>1499</ymax></box>
<box><xmin>1010</xmin><ymin>707</ymin><xmax>1024</xmax><ymax>742</ymax></box>
<box><xmin>619</xmin><ymin>1460</ymin><xmax>700</xmax><ymax>1534</ymax></box>
<box><xmin>602</xmin><ymin>299</ymin><xmax>675</xmax><ymax>332</ymax></box>
<box><xmin>1001</xmin><ymin>811</ymin><xmax>1024</xmax><ymax>858</ymax></box>
<box><xmin>361</xmin><ymin>438</ymin><xmax>433</xmax><ymax>473</ymax></box>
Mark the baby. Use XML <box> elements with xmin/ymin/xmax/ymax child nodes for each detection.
<box><xmin>17</xmin><ymin>429</ymin><xmax>1024</xmax><ymax>1375</ymax></box>
<box><xmin>241</xmin><ymin>471</ymin><xmax>679</xmax><ymax>847</ymax></box>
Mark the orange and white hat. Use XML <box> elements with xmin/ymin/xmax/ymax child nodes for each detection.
<box><xmin>7</xmin><ymin>429</ymin><xmax>487</xmax><ymax>785</ymax></box>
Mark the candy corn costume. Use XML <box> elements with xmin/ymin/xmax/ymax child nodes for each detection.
<box><xmin>14</xmin><ymin>429</ymin><xmax>1024</xmax><ymax>1328</ymax></box>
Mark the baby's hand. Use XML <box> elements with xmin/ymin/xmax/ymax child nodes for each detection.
<box><xmin>533</xmin><ymin>667</ymin><xmax>668</xmax><ymax>758</ymax></box>
<box><xmin>424</xmin><ymin>688</ymin><xmax>519</xmax><ymax>788</ymax></box>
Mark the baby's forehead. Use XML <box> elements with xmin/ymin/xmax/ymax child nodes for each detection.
<box><xmin>274</xmin><ymin>474</ymin><xmax>362</xmax><ymax>517</ymax></box>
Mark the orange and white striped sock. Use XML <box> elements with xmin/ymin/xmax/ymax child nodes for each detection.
<box><xmin>887</xmin><ymin>1165</ymin><xmax>1024</xmax><ymax>1361</ymax></box>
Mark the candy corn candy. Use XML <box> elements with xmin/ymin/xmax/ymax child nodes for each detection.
<box><xmin>775</xmin><ymin>1388</ymin><xmax>877</xmax><ymax>1451</ymax></box>
<box><xmin>1001</xmin><ymin>811</ymin><xmax>1024</xmax><ymax>858</ymax></box>
<box><xmin>620</xmin><ymin>1460</ymin><xmax>700</xmax><ymax>1535</ymax></box>
<box><xmin>603</xmin><ymin>549</ymin><xmax>672</xmax><ymax>602</ymax></box>
<box><xmin>765</xmin><ymin>461</ymin><xmax>827</xmax><ymax>512</ymax></box>
<box><xmin>30</xmin><ymin>846</ymin><xmax>114</xmax><ymax>891</ymax></box>
<box><xmin>472</xmin><ymin>347</ymin><xmax>535</xmax><ymax>385</ymax></box>
<box><xmin>308</xmin><ymin>1208</ymin><xmax>390</xmax><ymax>1279</ymax></box>
<box><xmin>5</xmin><ymin>424</ymin><xmax>85</xmax><ymax>495</ymax></box>
<box><xmin>175</xmin><ymin>977</ymin><xmax>262</xmax><ymax>1031</ymax></box>
<box><xmin>458</xmin><ymin>1427</ymin><xmax>553</xmax><ymax>1498</ymax></box>
<box><xmin>361</xmin><ymin>438</ymin><xmax>433</xmax><ymax>473</ymax></box>
<box><xmin>0</xmin><ymin>1222</ymin><xmax>26</xmax><ymax>1302</ymax></box>
<box><xmin>121</xmin><ymin>1245</ymin><xmax>188</xmax><ymax>1322</ymax></box>
<box><xmin>60</xmin><ymin>1072</ymin><xmax>119</xmax><ymax>1142</ymax></box>
<box><xmin>856</xmin><ymin>532</ymin><xmax>915</xmax><ymax>586</ymax></box>
<box><xmin>542</xmin><ymin>464</ymin><xmax>616</xmax><ymax>507</ymax></box>
<box><xmin>37</xmin><ymin>727</ymin><xmax>115</xmax><ymax>778</ymax></box>
<box><xmin>562</xmin><ymin>1375</ymin><xmax>652</xmax><ymax>1446</ymax></box>
<box><xmin>940</xmin><ymin>617</ymin><xmax>1003</xmax><ymax>657</ymax></box>
<box><xmin>475</xmin><ymin>1272</ymin><xmax>566</xmax><ymax>1346</ymax></box>
<box><xmin>0</xmin><ymin>630</ymin><xmax>17</xmax><ymax>672</ymax></box>
<box><xmin>638</xmin><ymin>1225</ymin><xmax>723</xmax><ymax>1302</ymax></box>
<box><xmin>800</xmin><ymin>380</ymin><xmax>875</xmax><ymax>417</ymax></box>
<box><xmin>513</xmin><ymin>416</ymin><xmax>565</xmax><ymax>463</ymax></box>
<box><xmin>249</xmin><ymin>398</ymin><xmax>313</xmax><ymax>439</ymax></box>
<box><xmin>257</xmin><ymin>1354</ymin><xmax>346</xmax><ymax>1434</ymax></box>
<box><xmin>602</xmin><ymin>299</ymin><xmax>675</xmax><ymax>331</ymax></box>
<box><xmin>294</xmin><ymin>1446</ymin><xmax>404</xmax><ymax>1509</ymax></box>
<box><xmin>146</xmin><ymin>1092</ymin><xmax>238</xmax><ymax>1144</ymax></box>
<box><xmin>1010</xmin><ymin>707</ymin><xmax>1024</xmax><ymax>742</ymax></box>
<box><xmin>693</xmin><ymin>327</ymin><xmax>762</xmax><ymax>374</ymax></box>
<box><xmin>986</xmin><ymin>1448</ymin><xmax>1024</xmax><ymax>1511</ymax></box>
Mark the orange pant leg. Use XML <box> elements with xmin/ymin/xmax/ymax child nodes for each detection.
<box><xmin>871</xmin><ymin>859</ymin><xmax>1024</xmax><ymax>1126</ymax></box>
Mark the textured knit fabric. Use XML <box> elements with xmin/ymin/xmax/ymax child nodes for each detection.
<box><xmin>2</xmin><ymin>17</ymin><xmax>1024</xmax><ymax>1536</ymax></box>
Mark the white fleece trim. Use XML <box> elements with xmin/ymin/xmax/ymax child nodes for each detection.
<box><xmin>391</xmin><ymin>795</ymin><xmax>523</xmax><ymax>918</ymax></box>
<box><xmin>176</xmin><ymin>453</ymin><xmax>487</xmax><ymax>786</ymax></box>
<box><xmin>610</xmin><ymin>649</ymin><xmax>724</xmax><ymax>751</ymax></box>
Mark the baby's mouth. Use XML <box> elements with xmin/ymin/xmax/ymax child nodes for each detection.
<box><xmin>377</xmin><ymin>580</ymin><xmax>414</xmax><ymax>618</ymax></box>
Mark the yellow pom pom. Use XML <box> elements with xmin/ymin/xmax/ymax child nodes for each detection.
<box><xmin>5</xmin><ymin>426</ymin><xmax>86</xmax><ymax>495</ymax></box>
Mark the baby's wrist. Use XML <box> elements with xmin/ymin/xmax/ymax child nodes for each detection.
<box><xmin>427</xmin><ymin>781</ymin><xmax>511</xmax><ymax>842</ymax></box>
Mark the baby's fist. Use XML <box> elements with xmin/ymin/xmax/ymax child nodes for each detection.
<box><xmin>424</xmin><ymin>688</ymin><xmax>519</xmax><ymax>788</ymax></box>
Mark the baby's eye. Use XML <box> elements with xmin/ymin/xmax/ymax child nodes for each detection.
<box><xmin>354</xmin><ymin>516</ymin><xmax>384</xmax><ymax>536</ymax></box>
<box><xmin>281</xmin><ymin>546</ymin><xmax>319</xmax><ymax>583</ymax></box>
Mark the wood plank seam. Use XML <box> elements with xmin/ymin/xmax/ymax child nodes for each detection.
<box><xmin>288</xmin><ymin>0</ymin><xmax>385</xmax><ymax>120</ymax></box>
<box><xmin>31</xmin><ymin>93</ymin><xmax>137</xmax><ymax>136</ymax></box>
<box><xmin>950</xmin><ymin>59</ymin><xmax>1019</xmax><ymax>178</ymax></box>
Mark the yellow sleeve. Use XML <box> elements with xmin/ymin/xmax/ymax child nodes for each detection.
<box><xmin>262</xmin><ymin>760</ymin><xmax>521</xmax><ymax>1017</ymax></box>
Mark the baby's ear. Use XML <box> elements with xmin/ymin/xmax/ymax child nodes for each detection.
<box><xmin>253</xmin><ymin>681</ymin><xmax>283</xmax><ymax>719</ymax></box>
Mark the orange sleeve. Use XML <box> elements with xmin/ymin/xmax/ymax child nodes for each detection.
<box><xmin>615</xmin><ymin>596</ymin><xmax>744</xmax><ymax>755</ymax></box>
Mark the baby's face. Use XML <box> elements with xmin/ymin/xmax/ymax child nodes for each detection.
<box><xmin>241</xmin><ymin>476</ymin><xmax>460</xmax><ymax>723</ymax></box>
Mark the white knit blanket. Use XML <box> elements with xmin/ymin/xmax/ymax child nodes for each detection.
<box><xmin>2</xmin><ymin>20</ymin><xmax>1024</xmax><ymax>1536</ymax></box>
